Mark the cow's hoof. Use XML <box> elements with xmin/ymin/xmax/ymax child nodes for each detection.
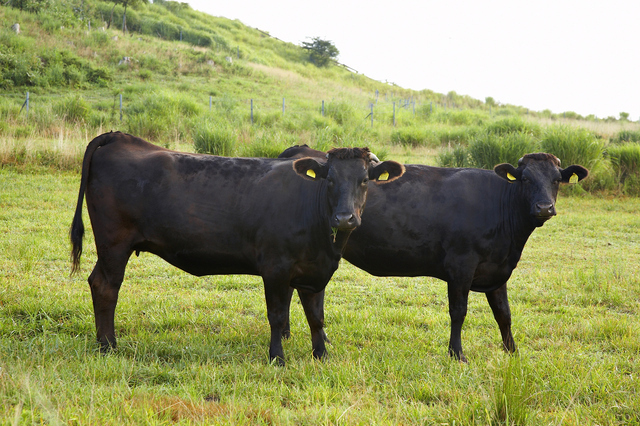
<box><xmin>312</xmin><ymin>349</ymin><xmax>327</xmax><ymax>361</ymax></box>
<box><xmin>448</xmin><ymin>348</ymin><xmax>468</xmax><ymax>364</ymax></box>
<box><xmin>269</xmin><ymin>356</ymin><xmax>285</xmax><ymax>367</ymax></box>
<box><xmin>98</xmin><ymin>339</ymin><xmax>116</xmax><ymax>354</ymax></box>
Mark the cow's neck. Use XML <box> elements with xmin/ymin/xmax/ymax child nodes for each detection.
<box><xmin>502</xmin><ymin>184</ymin><xmax>538</xmax><ymax>253</ymax></box>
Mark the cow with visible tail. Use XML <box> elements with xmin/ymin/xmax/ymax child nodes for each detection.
<box><xmin>70</xmin><ymin>132</ymin><xmax>404</xmax><ymax>365</ymax></box>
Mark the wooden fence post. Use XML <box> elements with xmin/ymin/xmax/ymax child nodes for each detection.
<box><xmin>393</xmin><ymin>102</ymin><xmax>396</xmax><ymax>127</ymax></box>
<box><xmin>370</xmin><ymin>104</ymin><xmax>374</xmax><ymax>128</ymax></box>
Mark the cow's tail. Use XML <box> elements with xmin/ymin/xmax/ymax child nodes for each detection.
<box><xmin>70</xmin><ymin>131</ymin><xmax>117</xmax><ymax>275</ymax></box>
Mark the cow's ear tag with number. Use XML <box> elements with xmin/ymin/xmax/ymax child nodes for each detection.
<box><xmin>507</xmin><ymin>172</ymin><xmax>516</xmax><ymax>181</ymax></box>
<box><xmin>306</xmin><ymin>169</ymin><xmax>316</xmax><ymax>178</ymax></box>
<box><xmin>569</xmin><ymin>173</ymin><xmax>578</xmax><ymax>184</ymax></box>
<box><xmin>378</xmin><ymin>171</ymin><xmax>389</xmax><ymax>181</ymax></box>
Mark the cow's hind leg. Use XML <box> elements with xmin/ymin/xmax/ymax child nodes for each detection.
<box><xmin>88</xmin><ymin>248</ymin><xmax>131</xmax><ymax>352</ymax></box>
<box><xmin>486</xmin><ymin>284</ymin><xmax>517</xmax><ymax>354</ymax></box>
<box><xmin>297</xmin><ymin>288</ymin><xmax>329</xmax><ymax>360</ymax></box>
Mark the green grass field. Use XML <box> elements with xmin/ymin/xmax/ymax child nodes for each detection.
<box><xmin>1</xmin><ymin>167</ymin><xmax>639</xmax><ymax>425</ymax></box>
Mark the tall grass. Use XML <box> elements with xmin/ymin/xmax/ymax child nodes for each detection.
<box><xmin>486</xmin><ymin>116</ymin><xmax>542</xmax><ymax>137</ymax></box>
<box><xmin>437</xmin><ymin>144</ymin><xmax>469</xmax><ymax>168</ymax></box>
<box><xmin>53</xmin><ymin>95</ymin><xmax>91</xmax><ymax>123</ymax></box>
<box><xmin>611</xmin><ymin>129</ymin><xmax>640</xmax><ymax>144</ymax></box>
<box><xmin>607</xmin><ymin>143</ymin><xmax>640</xmax><ymax>195</ymax></box>
<box><xmin>466</xmin><ymin>132</ymin><xmax>539</xmax><ymax>169</ymax></box>
<box><xmin>192</xmin><ymin>120</ymin><xmax>236</xmax><ymax>156</ymax></box>
<box><xmin>540</xmin><ymin>125</ymin><xmax>605</xmax><ymax>169</ymax></box>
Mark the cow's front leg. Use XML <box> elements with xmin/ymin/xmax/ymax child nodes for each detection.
<box><xmin>486</xmin><ymin>283</ymin><xmax>517</xmax><ymax>353</ymax></box>
<box><xmin>282</xmin><ymin>287</ymin><xmax>295</xmax><ymax>339</ymax></box>
<box><xmin>262</xmin><ymin>275</ymin><xmax>290</xmax><ymax>366</ymax></box>
<box><xmin>447</xmin><ymin>279</ymin><xmax>472</xmax><ymax>363</ymax></box>
<box><xmin>298</xmin><ymin>288</ymin><xmax>329</xmax><ymax>360</ymax></box>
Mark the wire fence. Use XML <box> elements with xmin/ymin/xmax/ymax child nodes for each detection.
<box><xmin>2</xmin><ymin>91</ymin><xmax>472</xmax><ymax>128</ymax></box>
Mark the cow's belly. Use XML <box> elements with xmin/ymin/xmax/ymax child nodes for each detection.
<box><xmin>135</xmin><ymin>241</ymin><xmax>259</xmax><ymax>277</ymax></box>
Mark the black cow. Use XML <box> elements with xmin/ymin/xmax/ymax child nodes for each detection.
<box><xmin>280</xmin><ymin>148</ymin><xmax>588</xmax><ymax>362</ymax></box>
<box><xmin>70</xmin><ymin>132</ymin><xmax>404</xmax><ymax>365</ymax></box>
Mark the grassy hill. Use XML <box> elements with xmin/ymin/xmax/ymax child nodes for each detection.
<box><xmin>1</xmin><ymin>0</ymin><xmax>640</xmax><ymax>194</ymax></box>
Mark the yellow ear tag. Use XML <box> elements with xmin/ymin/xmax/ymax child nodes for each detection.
<box><xmin>306</xmin><ymin>169</ymin><xmax>316</xmax><ymax>178</ymax></box>
<box><xmin>569</xmin><ymin>173</ymin><xmax>578</xmax><ymax>184</ymax></box>
<box><xmin>507</xmin><ymin>172</ymin><xmax>516</xmax><ymax>181</ymax></box>
<box><xmin>378</xmin><ymin>171</ymin><xmax>389</xmax><ymax>181</ymax></box>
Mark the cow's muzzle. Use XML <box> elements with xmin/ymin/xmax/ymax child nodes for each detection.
<box><xmin>534</xmin><ymin>202</ymin><xmax>556</xmax><ymax>221</ymax></box>
<box><xmin>332</xmin><ymin>212</ymin><xmax>360</xmax><ymax>230</ymax></box>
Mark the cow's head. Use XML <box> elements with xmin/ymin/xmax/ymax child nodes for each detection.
<box><xmin>494</xmin><ymin>153</ymin><xmax>589</xmax><ymax>226</ymax></box>
<box><xmin>293</xmin><ymin>148</ymin><xmax>404</xmax><ymax>230</ymax></box>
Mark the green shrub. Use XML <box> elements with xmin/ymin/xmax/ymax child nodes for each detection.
<box><xmin>437</xmin><ymin>144</ymin><xmax>469</xmax><ymax>168</ymax></box>
<box><xmin>54</xmin><ymin>95</ymin><xmax>90</xmax><ymax>123</ymax></box>
<box><xmin>193</xmin><ymin>121</ymin><xmax>236</xmax><ymax>156</ymax></box>
<box><xmin>485</xmin><ymin>116</ymin><xmax>542</xmax><ymax>136</ymax></box>
<box><xmin>127</xmin><ymin>91</ymin><xmax>203</xmax><ymax>120</ymax></box>
<box><xmin>607</xmin><ymin>143</ymin><xmax>640</xmax><ymax>194</ymax></box>
<box><xmin>435</xmin><ymin>126</ymin><xmax>481</xmax><ymax>146</ymax></box>
<box><xmin>138</xmin><ymin>69</ymin><xmax>152</xmax><ymax>81</ymax></box>
<box><xmin>238</xmin><ymin>131</ymin><xmax>296</xmax><ymax>158</ymax></box>
<box><xmin>577</xmin><ymin>161</ymin><xmax>618</xmax><ymax>194</ymax></box>
<box><xmin>326</xmin><ymin>101</ymin><xmax>357</xmax><ymax>126</ymax></box>
<box><xmin>466</xmin><ymin>132</ymin><xmax>539</xmax><ymax>169</ymax></box>
<box><xmin>89</xmin><ymin>31</ymin><xmax>110</xmax><ymax>48</ymax></box>
<box><xmin>390</xmin><ymin>126</ymin><xmax>428</xmax><ymax>147</ymax></box>
<box><xmin>611</xmin><ymin>130</ymin><xmax>640</xmax><ymax>145</ymax></box>
<box><xmin>86</xmin><ymin>66</ymin><xmax>112</xmax><ymax>87</ymax></box>
<box><xmin>125</xmin><ymin>114</ymin><xmax>170</xmax><ymax>141</ymax></box>
<box><xmin>540</xmin><ymin>125</ymin><xmax>604</xmax><ymax>168</ymax></box>
<box><xmin>313</xmin><ymin>125</ymin><xmax>345</xmax><ymax>151</ymax></box>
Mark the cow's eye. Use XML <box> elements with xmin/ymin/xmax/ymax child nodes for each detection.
<box><xmin>522</xmin><ymin>176</ymin><xmax>530</xmax><ymax>183</ymax></box>
<box><xmin>361</xmin><ymin>178</ymin><xmax>369</xmax><ymax>185</ymax></box>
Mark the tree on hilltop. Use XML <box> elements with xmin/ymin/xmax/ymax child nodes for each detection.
<box><xmin>104</xmin><ymin>0</ymin><xmax>148</xmax><ymax>33</ymax></box>
<box><xmin>301</xmin><ymin>37</ymin><xmax>339</xmax><ymax>67</ymax></box>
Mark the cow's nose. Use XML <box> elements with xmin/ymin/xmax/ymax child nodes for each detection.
<box><xmin>333</xmin><ymin>213</ymin><xmax>358</xmax><ymax>229</ymax></box>
<box><xmin>535</xmin><ymin>202</ymin><xmax>556</xmax><ymax>217</ymax></box>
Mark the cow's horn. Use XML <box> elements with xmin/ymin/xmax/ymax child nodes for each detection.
<box><xmin>369</xmin><ymin>152</ymin><xmax>381</xmax><ymax>163</ymax></box>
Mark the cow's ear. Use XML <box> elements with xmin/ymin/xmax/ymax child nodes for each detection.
<box><xmin>293</xmin><ymin>157</ymin><xmax>328</xmax><ymax>181</ymax></box>
<box><xmin>370</xmin><ymin>161</ymin><xmax>405</xmax><ymax>183</ymax></box>
<box><xmin>494</xmin><ymin>163</ymin><xmax>521</xmax><ymax>183</ymax></box>
<box><xmin>560</xmin><ymin>165</ymin><xmax>589</xmax><ymax>184</ymax></box>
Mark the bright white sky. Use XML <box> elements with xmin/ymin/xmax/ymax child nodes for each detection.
<box><xmin>185</xmin><ymin>0</ymin><xmax>640</xmax><ymax>120</ymax></box>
